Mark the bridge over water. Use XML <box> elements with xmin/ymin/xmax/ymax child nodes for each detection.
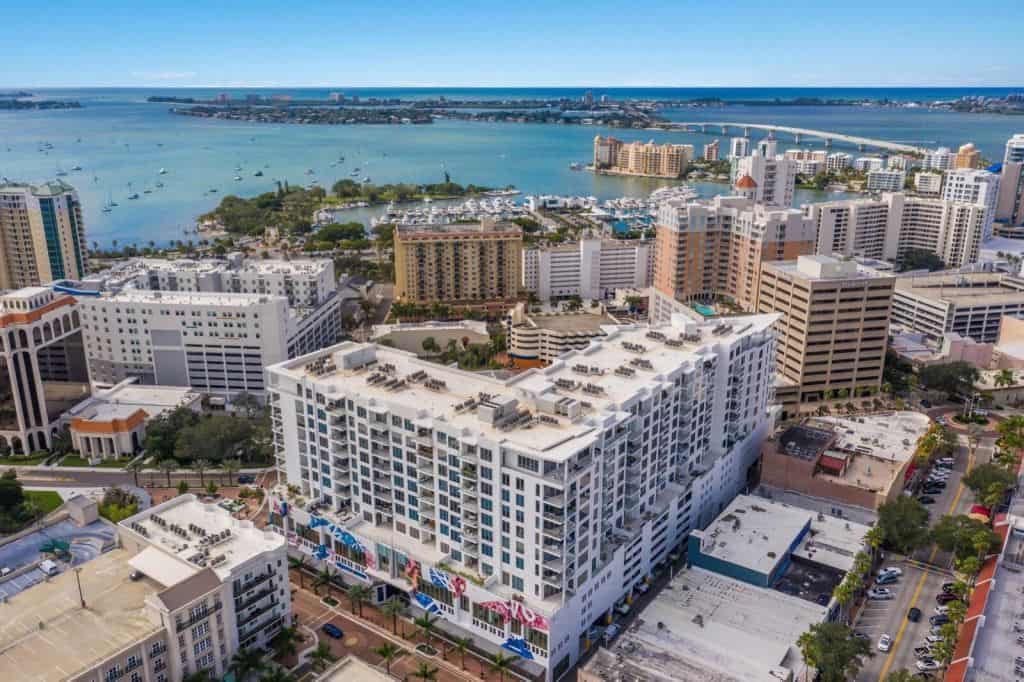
<box><xmin>660</xmin><ymin>122</ymin><xmax>930</xmax><ymax>154</ymax></box>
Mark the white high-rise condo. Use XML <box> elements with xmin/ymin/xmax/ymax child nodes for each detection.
<box><xmin>266</xmin><ymin>314</ymin><xmax>779</xmax><ymax>681</ymax></box>
<box><xmin>1005</xmin><ymin>134</ymin><xmax>1024</xmax><ymax>164</ymax></box>
<box><xmin>942</xmin><ymin>168</ymin><xmax>1001</xmax><ymax>240</ymax></box>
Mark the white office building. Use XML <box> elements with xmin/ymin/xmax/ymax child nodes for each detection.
<box><xmin>734</xmin><ymin>149</ymin><xmax>796</xmax><ymax>207</ymax></box>
<box><xmin>729</xmin><ymin>137</ymin><xmax>751</xmax><ymax>159</ymax></box>
<box><xmin>522</xmin><ymin>237</ymin><xmax>655</xmax><ymax>301</ymax></box>
<box><xmin>891</xmin><ymin>272</ymin><xmax>1024</xmax><ymax>343</ymax></box>
<box><xmin>266</xmin><ymin>314</ymin><xmax>780</xmax><ymax>681</ymax></box>
<box><xmin>77</xmin><ymin>289</ymin><xmax>338</xmax><ymax>400</ymax></box>
<box><xmin>924</xmin><ymin>147</ymin><xmax>955</xmax><ymax>171</ymax></box>
<box><xmin>942</xmin><ymin>168</ymin><xmax>1001</xmax><ymax>239</ymax></box>
<box><xmin>826</xmin><ymin>153</ymin><xmax>852</xmax><ymax>173</ymax></box>
<box><xmin>866</xmin><ymin>169</ymin><xmax>906</xmax><ymax>192</ymax></box>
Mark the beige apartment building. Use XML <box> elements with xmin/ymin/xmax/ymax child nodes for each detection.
<box><xmin>592</xmin><ymin>136</ymin><xmax>693</xmax><ymax>178</ymax></box>
<box><xmin>757</xmin><ymin>255</ymin><xmax>894</xmax><ymax>412</ymax></box>
<box><xmin>650</xmin><ymin>195</ymin><xmax>818</xmax><ymax>322</ymax></box>
<box><xmin>393</xmin><ymin>220</ymin><xmax>523</xmax><ymax>305</ymax></box>
<box><xmin>955</xmin><ymin>142</ymin><xmax>981</xmax><ymax>169</ymax></box>
<box><xmin>0</xmin><ymin>180</ymin><xmax>88</xmax><ymax>289</ymax></box>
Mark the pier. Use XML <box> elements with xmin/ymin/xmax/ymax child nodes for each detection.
<box><xmin>662</xmin><ymin>122</ymin><xmax>929</xmax><ymax>154</ymax></box>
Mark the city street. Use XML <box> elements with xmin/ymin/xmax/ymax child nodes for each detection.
<box><xmin>856</xmin><ymin>422</ymin><xmax>995</xmax><ymax>681</ymax></box>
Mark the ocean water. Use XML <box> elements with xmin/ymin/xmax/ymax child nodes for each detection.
<box><xmin>1</xmin><ymin>87</ymin><xmax>1022</xmax><ymax>247</ymax></box>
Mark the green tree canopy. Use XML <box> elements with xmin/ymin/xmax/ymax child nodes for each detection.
<box><xmin>918</xmin><ymin>362</ymin><xmax>979</xmax><ymax>398</ymax></box>
<box><xmin>897</xmin><ymin>248</ymin><xmax>946</xmax><ymax>273</ymax></box>
<box><xmin>796</xmin><ymin>622</ymin><xmax>872</xmax><ymax>682</ymax></box>
<box><xmin>962</xmin><ymin>462</ymin><xmax>1016</xmax><ymax>501</ymax></box>
<box><xmin>932</xmin><ymin>514</ymin><xmax>1001</xmax><ymax>561</ymax></box>
<box><xmin>876</xmin><ymin>496</ymin><xmax>931</xmax><ymax>554</ymax></box>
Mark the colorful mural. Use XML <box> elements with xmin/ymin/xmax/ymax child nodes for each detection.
<box><xmin>271</xmin><ymin>498</ymin><xmax>289</xmax><ymax>517</ymax></box>
<box><xmin>405</xmin><ymin>559</ymin><xmax>421</xmax><ymax>590</ymax></box>
<box><xmin>502</xmin><ymin>636</ymin><xmax>534</xmax><ymax>660</ymax></box>
<box><xmin>414</xmin><ymin>590</ymin><xmax>442</xmax><ymax>615</ymax></box>
<box><xmin>479</xmin><ymin>600</ymin><xmax>550</xmax><ymax>631</ymax></box>
<box><xmin>306</xmin><ymin>514</ymin><xmax>375</xmax><ymax>568</ymax></box>
<box><xmin>428</xmin><ymin>566</ymin><xmax>467</xmax><ymax>599</ymax></box>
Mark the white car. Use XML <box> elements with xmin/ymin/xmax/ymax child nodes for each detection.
<box><xmin>878</xmin><ymin>567</ymin><xmax>903</xmax><ymax>578</ymax></box>
<box><xmin>925</xmin><ymin>633</ymin><xmax>943</xmax><ymax>644</ymax></box>
<box><xmin>878</xmin><ymin>634</ymin><xmax>893</xmax><ymax>652</ymax></box>
<box><xmin>935</xmin><ymin>605</ymin><xmax>950</xmax><ymax>615</ymax></box>
<box><xmin>868</xmin><ymin>588</ymin><xmax>895</xmax><ymax>600</ymax></box>
<box><xmin>917</xmin><ymin>658</ymin><xmax>940</xmax><ymax>671</ymax></box>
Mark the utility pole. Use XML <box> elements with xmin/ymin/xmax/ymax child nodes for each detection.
<box><xmin>74</xmin><ymin>567</ymin><xmax>86</xmax><ymax>609</ymax></box>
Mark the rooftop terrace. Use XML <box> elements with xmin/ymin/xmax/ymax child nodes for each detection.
<box><xmin>271</xmin><ymin>314</ymin><xmax>777</xmax><ymax>460</ymax></box>
<box><xmin>121</xmin><ymin>494</ymin><xmax>284</xmax><ymax>578</ymax></box>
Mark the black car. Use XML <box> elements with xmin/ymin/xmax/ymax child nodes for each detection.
<box><xmin>908</xmin><ymin>607</ymin><xmax>922</xmax><ymax>622</ymax></box>
<box><xmin>941</xmin><ymin>582</ymin><xmax>957</xmax><ymax>593</ymax></box>
<box><xmin>937</xmin><ymin>593</ymin><xmax>961</xmax><ymax>605</ymax></box>
<box><xmin>930</xmin><ymin>614</ymin><xmax>949</xmax><ymax>626</ymax></box>
<box><xmin>322</xmin><ymin>623</ymin><xmax>344</xmax><ymax>639</ymax></box>
<box><xmin>238</xmin><ymin>474</ymin><xmax>256</xmax><ymax>484</ymax></box>
<box><xmin>918</xmin><ymin>496</ymin><xmax>937</xmax><ymax>505</ymax></box>
<box><xmin>921</xmin><ymin>399</ymin><xmax>932</xmax><ymax>408</ymax></box>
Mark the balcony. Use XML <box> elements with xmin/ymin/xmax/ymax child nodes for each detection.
<box><xmin>418</xmin><ymin>459</ymin><xmax>434</xmax><ymax>472</ymax></box>
<box><xmin>234</xmin><ymin>572</ymin><xmax>273</xmax><ymax>596</ymax></box>
<box><xmin>542</xmin><ymin>511</ymin><xmax>564</xmax><ymax>525</ymax></box>
<box><xmin>461</xmin><ymin>466</ymin><xmax>478</xmax><ymax>480</ymax></box>
<box><xmin>175</xmin><ymin>601</ymin><xmax>224</xmax><ymax>632</ymax></box>
<box><xmin>542</xmin><ymin>523</ymin><xmax>564</xmax><ymax>540</ymax></box>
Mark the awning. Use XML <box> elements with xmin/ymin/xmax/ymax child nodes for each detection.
<box><xmin>129</xmin><ymin>546</ymin><xmax>197</xmax><ymax>587</ymax></box>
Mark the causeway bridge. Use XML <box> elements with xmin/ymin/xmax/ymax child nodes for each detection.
<box><xmin>660</xmin><ymin>121</ymin><xmax>930</xmax><ymax>154</ymax></box>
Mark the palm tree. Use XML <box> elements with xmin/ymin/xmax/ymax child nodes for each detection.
<box><xmin>157</xmin><ymin>458</ymin><xmax>179</xmax><ymax>487</ymax></box>
<box><xmin>381</xmin><ymin>598</ymin><xmax>407</xmax><ymax>634</ymax></box>
<box><xmin>271</xmin><ymin>626</ymin><xmax>302</xmax><ymax>659</ymax></box>
<box><xmin>230</xmin><ymin>647</ymin><xmax>265</xmax><ymax>681</ymax></box>
<box><xmin>309</xmin><ymin>641</ymin><xmax>335</xmax><ymax>672</ymax></box>
<box><xmin>490</xmin><ymin>651</ymin><xmax>518</xmax><ymax>682</ymax></box>
<box><xmin>414</xmin><ymin>613</ymin><xmax>438</xmax><ymax>648</ymax></box>
<box><xmin>347</xmin><ymin>584</ymin><xmax>371</xmax><ymax>617</ymax></box>
<box><xmin>412</xmin><ymin>661</ymin><xmax>439</xmax><ymax>681</ymax></box>
<box><xmin>995</xmin><ymin>369</ymin><xmax>1015</xmax><ymax>388</ymax></box>
<box><xmin>222</xmin><ymin>458</ymin><xmax>241</xmax><ymax>486</ymax></box>
<box><xmin>886</xmin><ymin>670</ymin><xmax>917</xmax><ymax>682</ymax></box>
<box><xmin>864</xmin><ymin>526</ymin><xmax>884</xmax><ymax>563</ymax></box>
<box><xmin>182</xmin><ymin>672</ymin><xmax>215</xmax><ymax>682</ymax></box>
<box><xmin>288</xmin><ymin>555</ymin><xmax>308</xmax><ymax>589</ymax></box>
<box><xmin>126</xmin><ymin>458</ymin><xmax>145</xmax><ymax>487</ymax></box>
<box><xmin>452</xmin><ymin>636</ymin><xmax>473</xmax><ymax>670</ymax></box>
<box><xmin>373</xmin><ymin>643</ymin><xmax>401</xmax><ymax>674</ymax></box>
<box><xmin>194</xmin><ymin>458</ymin><xmax>212</xmax><ymax>486</ymax></box>
<box><xmin>314</xmin><ymin>564</ymin><xmax>336</xmax><ymax>598</ymax></box>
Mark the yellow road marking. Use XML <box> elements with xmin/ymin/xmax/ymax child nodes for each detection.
<box><xmin>876</xmin><ymin>442</ymin><xmax>973</xmax><ymax>681</ymax></box>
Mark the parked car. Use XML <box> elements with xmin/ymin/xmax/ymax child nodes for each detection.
<box><xmin>914</xmin><ymin>646</ymin><xmax>932</xmax><ymax>658</ymax></box>
<box><xmin>868</xmin><ymin>588</ymin><xmax>895</xmax><ymax>600</ymax></box>
<box><xmin>936</xmin><ymin>593</ymin><xmax>961</xmax><ymax>605</ymax></box>
<box><xmin>930</xmin><ymin>614</ymin><xmax>949</xmax><ymax>626</ymax></box>
<box><xmin>879</xmin><ymin>567</ymin><xmax>904</xmax><ymax>578</ymax></box>
<box><xmin>237</xmin><ymin>474</ymin><xmax>256</xmax><ymax>484</ymax></box>
<box><xmin>853</xmin><ymin>631</ymin><xmax>870</xmax><ymax>641</ymax></box>
<box><xmin>925</xmin><ymin>633</ymin><xmax>943</xmax><ymax>644</ymax></box>
<box><xmin>634</xmin><ymin>582</ymin><xmax>650</xmax><ymax>595</ymax></box>
<box><xmin>603</xmin><ymin>623</ymin><xmax>621</xmax><ymax>644</ymax></box>
<box><xmin>876</xmin><ymin>574</ymin><xmax>899</xmax><ymax>586</ymax></box>
<box><xmin>934</xmin><ymin>605</ymin><xmax>950</xmax><ymax>615</ymax></box>
<box><xmin>0</xmin><ymin>566</ymin><xmax>11</xmax><ymax>577</ymax></box>
<box><xmin>941</xmin><ymin>582</ymin><xmax>957</xmax><ymax>593</ymax></box>
<box><xmin>917</xmin><ymin>659</ymin><xmax>940</xmax><ymax>672</ymax></box>
<box><xmin>878</xmin><ymin>634</ymin><xmax>893</xmax><ymax>652</ymax></box>
<box><xmin>921</xmin><ymin>399</ymin><xmax>932</xmax><ymax>408</ymax></box>
<box><xmin>321</xmin><ymin>623</ymin><xmax>344</xmax><ymax>639</ymax></box>
<box><xmin>918</xmin><ymin>496</ymin><xmax>937</xmax><ymax>505</ymax></box>
<box><xmin>908</xmin><ymin>607</ymin><xmax>922</xmax><ymax>622</ymax></box>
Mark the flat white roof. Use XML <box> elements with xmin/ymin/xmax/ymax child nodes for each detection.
<box><xmin>65</xmin><ymin>382</ymin><xmax>199</xmax><ymax>424</ymax></box>
<box><xmin>586</xmin><ymin>567</ymin><xmax>825</xmax><ymax>682</ymax></box>
<box><xmin>809</xmin><ymin>411</ymin><xmax>930</xmax><ymax>464</ymax></box>
<box><xmin>93</xmin><ymin>289</ymin><xmax>281</xmax><ymax>307</ymax></box>
<box><xmin>121</xmin><ymin>495</ymin><xmax>284</xmax><ymax>577</ymax></box>
<box><xmin>270</xmin><ymin>314</ymin><xmax>778</xmax><ymax>460</ymax></box>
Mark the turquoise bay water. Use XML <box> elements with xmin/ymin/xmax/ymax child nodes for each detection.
<box><xmin>1</xmin><ymin>88</ymin><xmax>1022</xmax><ymax>247</ymax></box>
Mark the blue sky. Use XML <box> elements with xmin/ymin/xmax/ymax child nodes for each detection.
<box><xmin>4</xmin><ymin>0</ymin><xmax>1023</xmax><ymax>87</ymax></box>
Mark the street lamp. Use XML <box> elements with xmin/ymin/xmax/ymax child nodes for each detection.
<box><xmin>73</xmin><ymin>567</ymin><xmax>86</xmax><ymax>609</ymax></box>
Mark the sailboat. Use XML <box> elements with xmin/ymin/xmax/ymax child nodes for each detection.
<box><xmin>158</xmin><ymin>168</ymin><xmax>168</xmax><ymax>175</ymax></box>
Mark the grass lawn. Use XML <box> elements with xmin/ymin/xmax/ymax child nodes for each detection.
<box><xmin>0</xmin><ymin>454</ymin><xmax>50</xmax><ymax>466</ymax></box>
<box><xmin>24</xmin><ymin>490</ymin><xmax>63</xmax><ymax>515</ymax></box>
<box><xmin>59</xmin><ymin>455</ymin><xmax>91</xmax><ymax>467</ymax></box>
<box><xmin>60</xmin><ymin>455</ymin><xmax>133</xmax><ymax>468</ymax></box>
<box><xmin>97</xmin><ymin>458</ymin><xmax>134</xmax><ymax>468</ymax></box>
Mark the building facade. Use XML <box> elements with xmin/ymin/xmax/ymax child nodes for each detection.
<box><xmin>805</xmin><ymin>192</ymin><xmax>988</xmax><ymax>269</ymax></box>
<box><xmin>0</xmin><ymin>287</ymin><xmax>89</xmax><ymax>453</ymax></box>
<box><xmin>915</xmin><ymin>172</ymin><xmax>943</xmax><ymax>196</ymax></box>
<box><xmin>266</xmin><ymin>314</ymin><xmax>779</xmax><ymax>682</ymax></box>
<box><xmin>997</xmin><ymin>161</ymin><xmax>1024</xmax><ymax>227</ymax></box>
<box><xmin>592</xmin><ymin>136</ymin><xmax>693</xmax><ymax>178</ymax></box>
<box><xmin>955</xmin><ymin>142</ymin><xmax>982</xmax><ymax>169</ymax></box>
<box><xmin>866</xmin><ymin>169</ymin><xmax>906</xmax><ymax>192</ymax></box>
<box><xmin>505</xmin><ymin>302</ymin><xmax>619</xmax><ymax>364</ymax></box>
<box><xmin>0</xmin><ymin>180</ymin><xmax>88</xmax><ymax>289</ymax></box>
<box><xmin>651</xmin><ymin>196</ymin><xmax>817</xmax><ymax>321</ymax></box>
<box><xmin>394</xmin><ymin>221</ymin><xmax>523</xmax><ymax>305</ymax></box>
<box><xmin>757</xmin><ymin>255</ymin><xmax>894</xmax><ymax>408</ymax></box>
<box><xmin>522</xmin><ymin>237</ymin><xmax>654</xmax><ymax>302</ymax></box>
<box><xmin>734</xmin><ymin>150</ymin><xmax>797</xmax><ymax>207</ymax></box>
<box><xmin>891</xmin><ymin>272</ymin><xmax>1024</xmax><ymax>343</ymax></box>
<box><xmin>942</xmin><ymin>168</ymin><xmax>1001</xmax><ymax>239</ymax></box>
<box><xmin>729</xmin><ymin>137</ymin><xmax>751</xmax><ymax>159</ymax></box>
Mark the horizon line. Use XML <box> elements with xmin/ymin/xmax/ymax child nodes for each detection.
<box><xmin>6</xmin><ymin>84</ymin><xmax>1024</xmax><ymax>90</ymax></box>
